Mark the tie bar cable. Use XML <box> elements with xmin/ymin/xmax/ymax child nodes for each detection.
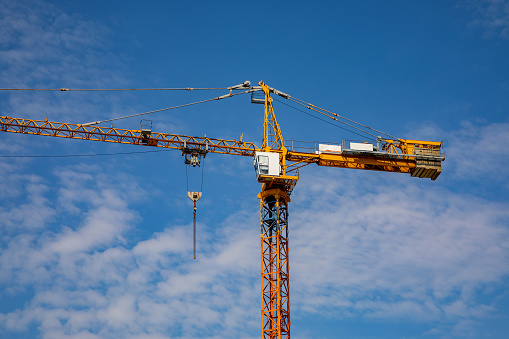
<box><xmin>82</xmin><ymin>88</ymin><xmax>256</xmax><ymax>126</ymax></box>
<box><xmin>287</xmin><ymin>96</ymin><xmax>398</xmax><ymax>140</ymax></box>
<box><xmin>272</xmin><ymin>97</ymin><xmax>376</xmax><ymax>140</ymax></box>
<box><xmin>0</xmin><ymin>81</ymin><xmax>251</xmax><ymax>92</ymax></box>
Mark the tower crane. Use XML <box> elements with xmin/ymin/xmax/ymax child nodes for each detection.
<box><xmin>0</xmin><ymin>80</ymin><xmax>444</xmax><ymax>339</ymax></box>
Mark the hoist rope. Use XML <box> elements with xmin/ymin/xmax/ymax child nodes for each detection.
<box><xmin>193</xmin><ymin>201</ymin><xmax>197</xmax><ymax>260</ymax></box>
<box><xmin>186</xmin><ymin>165</ymin><xmax>189</xmax><ymax>192</ymax></box>
<box><xmin>185</xmin><ymin>158</ymin><xmax>205</xmax><ymax>261</ymax></box>
<box><xmin>185</xmin><ymin>158</ymin><xmax>206</xmax><ymax>192</ymax></box>
<box><xmin>82</xmin><ymin>89</ymin><xmax>253</xmax><ymax>126</ymax></box>
<box><xmin>201</xmin><ymin>158</ymin><xmax>205</xmax><ymax>192</ymax></box>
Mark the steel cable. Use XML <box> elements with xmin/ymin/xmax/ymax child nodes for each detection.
<box><xmin>287</xmin><ymin>96</ymin><xmax>398</xmax><ymax>140</ymax></box>
<box><xmin>82</xmin><ymin>89</ymin><xmax>254</xmax><ymax>126</ymax></box>
<box><xmin>0</xmin><ymin>149</ymin><xmax>173</xmax><ymax>158</ymax></box>
<box><xmin>273</xmin><ymin>97</ymin><xmax>376</xmax><ymax>141</ymax></box>
<box><xmin>0</xmin><ymin>87</ymin><xmax>232</xmax><ymax>91</ymax></box>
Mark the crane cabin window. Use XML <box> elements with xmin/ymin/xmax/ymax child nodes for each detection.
<box><xmin>254</xmin><ymin>151</ymin><xmax>280</xmax><ymax>178</ymax></box>
<box><xmin>257</xmin><ymin>155</ymin><xmax>269</xmax><ymax>174</ymax></box>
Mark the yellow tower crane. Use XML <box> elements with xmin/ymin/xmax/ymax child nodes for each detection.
<box><xmin>0</xmin><ymin>80</ymin><xmax>444</xmax><ymax>339</ymax></box>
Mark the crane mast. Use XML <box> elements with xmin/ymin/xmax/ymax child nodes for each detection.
<box><xmin>0</xmin><ymin>81</ymin><xmax>444</xmax><ymax>339</ymax></box>
<box><xmin>257</xmin><ymin>81</ymin><xmax>294</xmax><ymax>338</ymax></box>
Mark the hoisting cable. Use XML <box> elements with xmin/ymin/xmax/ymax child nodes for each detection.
<box><xmin>183</xmin><ymin>155</ymin><xmax>206</xmax><ymax>202</ymax></box>
<box><xmin>193</xmin><ymin>200</ymin><xmax>197</xmax><ymax>259</ymax></box>
<box><xmin>82</xmin><ymin>88</ymin><xmax>254</xmax><ymax>126</ymax></box>
<box><xmin>184</xmin><ymin>154</ymin><xmax>206</xmax><ymax>193</ymax></box>
<box><xmin>201</xmin><ymin>156</ymin><xmax>205</xmax><ymax>193</ymax></box>
<box><xmin>273</xmin><ymin>97</ymin><xmax>376</xmax><ymax>140</ymax></box>
<box><xmin>185</xmin><ymin>156</ymin><xmax>205</xmax><ymax>260</ymax></box>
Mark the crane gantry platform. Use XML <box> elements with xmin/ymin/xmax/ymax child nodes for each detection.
<box><xmin>0</xmin><ymin>80</ymin><xmax>444</xmax><ymax>339</ymax></box>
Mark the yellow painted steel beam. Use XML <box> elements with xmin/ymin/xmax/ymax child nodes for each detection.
<box><xmin>0</xmin><ymin>116</ymin><xmax>442</xmax><ymax>180</ymax></box>
<box><xmin>388</xmin><ymin>139</ymin><xmax>442</xmax><ymax>146</ymax></box>
<box><xmin>287</xmin><ymin>151</ymin><xmax>415</xmax><ymax>172</ymax></box>
<box><xmin>260</xmin><ymin>81</ymin><xmax>285</xmax><ymax>152</ymax></box>
<box><xmin>0</xmin><ymin>116</ymin><xmax>259</xmax><ymax>156</ymax></box>
<box><xmin>384</xmin><ymin>138</ymin><xmax>443</xmax><ymax>157</ymax></box>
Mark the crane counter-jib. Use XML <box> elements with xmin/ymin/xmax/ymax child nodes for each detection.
<box><xmin>286</xmin><ymin>151</ymin><xmax>442</xmax><ymax>179</ymax></box>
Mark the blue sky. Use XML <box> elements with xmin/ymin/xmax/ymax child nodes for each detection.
<box><xmin>1</xmin><ymin>1</ymin><xmax>509</xmax><ymax>338</ymax></box>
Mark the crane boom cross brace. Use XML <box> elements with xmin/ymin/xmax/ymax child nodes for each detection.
<box><xmin>0</xmin><ymin>80</ymin><xmax>444</xmax><ymax>339</ymax></box>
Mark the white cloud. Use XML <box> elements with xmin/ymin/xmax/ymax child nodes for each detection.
<box><xmin>289</xmin><ymin>166</ymin><xmax>509</xmax><ymax>334</ymax></box>
<box><xmin>0</xmin><ymin>174</ymin><xmax>55</xmax><ymax>232</ymax></box>
<box><xmin>446</xmin><ymin>120</ymin><xmax>509</xmax><ymax>181</ymax></box>
<box><xmin>0</xmin><ymin>1</ymin><xmax>111</xmax><ymax>85</ymax></box>
<box><xmin>0</xmin><ymin>0</ymin><xmax>127</xmax><ymax>122</ymax></box>
<box><xmin>405</xmin><ymin>119</ymin><xmax>509</xmax><ymax>183</ymax></box>
<box><xmin>0</xmin><ymin>162</ymin><xmax>261</xmax><ymax>338</ymax></box>
<box><xmin>2</xmin><ymin>152</ymin><xmax>508</xmax><ymax>338</ymax></box>
<box><xmin>1</xmin><ymin>122</ymin><xmax>508</xmax><ymax>338</ymax></box>
<box><xmin>50</xmin><ymin>206</ymin><xmax>133</xmax><ymax>254</ymax></box>
<box><xmin>463</xmin><ymin>0</ymin><xmax>509</xmax><ymax>38</ymax></box>
<box><xmin>98</xmin><ymin>294</ymin><xmax>137</xmax><ymax>329</ymax></box>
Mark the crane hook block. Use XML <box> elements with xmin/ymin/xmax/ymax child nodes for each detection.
<box><xmin>187</xmin><ymin>191</ymin><xmax>202</xmax><ymax>202</ymax></box>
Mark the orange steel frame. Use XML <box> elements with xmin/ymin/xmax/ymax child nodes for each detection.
<box><xmin>259</xmin><ymin>187</ymin><xmax>291</xmax><ymax>339</ymax></box>
<box><xmin>0</xmin><ymin>82</ymin><xmax>444</xmax><ymax>339</ymax></box>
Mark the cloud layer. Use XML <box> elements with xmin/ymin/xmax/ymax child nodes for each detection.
<box><xmin>1</xmin><ymin>1</ymin><xmax>509</xmax><ymax>339</ymax></box>
<box><xmin>0</xmin><ymin>1</ymin><xmax>126</xmax><ymax>122</ymax></box>
<box><xmin>464</xmin><ymin>0</ymin><xmax>509</xmax><ymax>38</ymax></box>
<box><xmin>1</xmin><ymin>147</ymin><xmax>509</xmax><ymax>339</ymax></box>
<box><xmin>0</xmin><ymin>164</ymin><xmax>261</xmax><ymax>339</ymax></box>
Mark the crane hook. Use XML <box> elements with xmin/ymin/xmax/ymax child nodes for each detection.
<box><xmin>187</xmin><ymin>191</ymin><xmax>202</xmax><ymax>259</ymax></box>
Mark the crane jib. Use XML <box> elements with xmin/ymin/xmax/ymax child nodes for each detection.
<box><xmin>0</xmin><ymin>116</ymin><xmax>443</xmax><ymax>180</ymax></box>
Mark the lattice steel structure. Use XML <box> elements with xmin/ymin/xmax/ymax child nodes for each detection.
<box><xmin>259</xmin><ymin>187</ymin><xmax>291</xmax><ymax>339</ymax></box>
<box><xmin>0</xmin><ymin>80</ymin><xmax>445</xmax><ymax>339</ymax></box>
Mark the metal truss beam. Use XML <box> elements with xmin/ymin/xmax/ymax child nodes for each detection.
<box><xmin>259</xmin><ymin>187</ymin><xmax>290</xmax><ymax>339</ymax></box>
